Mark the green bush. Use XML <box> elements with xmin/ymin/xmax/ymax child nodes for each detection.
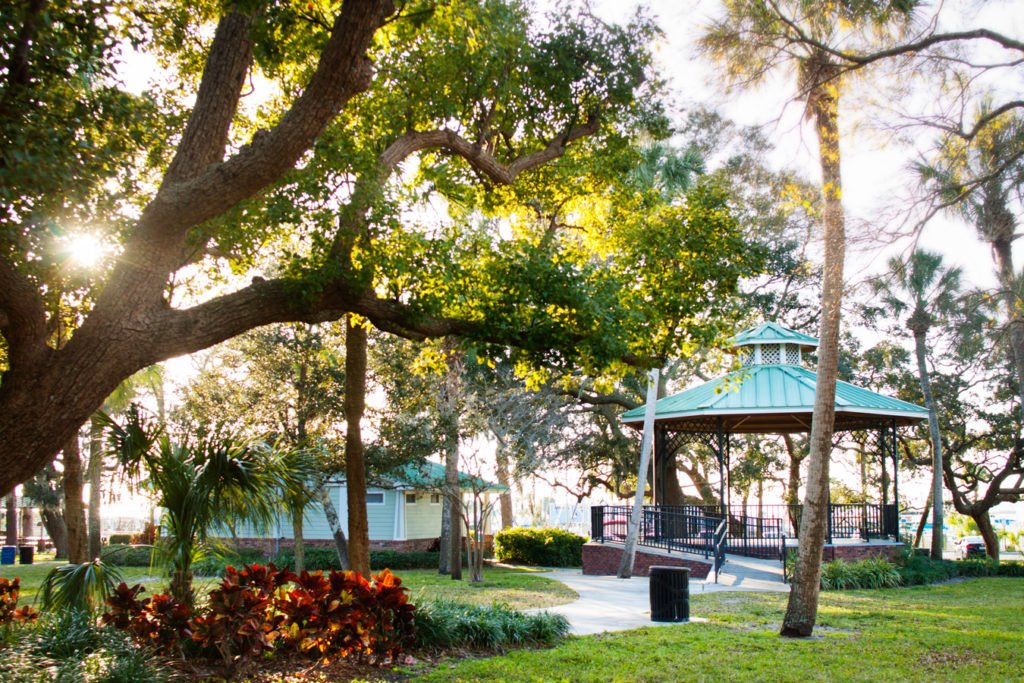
<box><xmin>414</xmin><ymin>600</ymin><xmax>570</xmax><ymax>652</ymax></box>
<box><xmin>494</xmin><ymin>527</ymin><xmax>586</xmax><ymax>567</ymax></box>
<box><xmin>820</xmin><ymin>557</ymin><xmax>902</xmax><ymax>591</ymax></box>
<box><xmin>272</xmin><ymin>547</ymin><xmax>440</xmax><ymax>573</ymax></box>
<box><xmin>107</xmin><ymin>534</ymin><xmax>133</xmax><ymax>546</ymax></box>
<box><xmin>897</xmin><ymin>553</ymin><xmax>959</xmax><ymax>586</ymax></box>
<box><xmin>100</xmin><ymin>545</ymin><xmax>157</xmax><ymax>568</ymax></box>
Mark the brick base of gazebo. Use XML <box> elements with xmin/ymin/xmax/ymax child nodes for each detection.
<box><xmin>582</xmin><ymin>542</ymin><xmax>712</xmax><ymax>578</ymax></box>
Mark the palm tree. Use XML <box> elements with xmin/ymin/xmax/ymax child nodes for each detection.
<box><xmin>102</xmin><ymin>408</ymin><xmax>283</xmax><ymax>606</ymax></box>
<box><xmin>273</xmin><ymin>445</ymin><xmax>323</xmax><ymax>574</ymax></box>
<box><xmin>871</xmin><ymin>249</ymin><xmax>962</xmax><ymax>559</ymax></box>
<box><xmin>700</xmin><ymin>0</ymin><xmax>920</xmax><ymax>637</ymax></box>
<box><xmin>920</xmin><ymin>109</ymin><xmax>1024</xmax><ymax>412</ymax></box>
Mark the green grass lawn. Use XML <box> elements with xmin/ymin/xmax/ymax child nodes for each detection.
<box><xmin>416</xmin><ymin>578</ymin><xmax>1024</xmax><ymax>682</ymax></box>
<box><xmin>1</xmin><ymin>560</ymin><xmax>574</xmax><ymax>611</ymax></box>
<box><xmin>398</xmin><ymin>566</ymin><xmax>577</xmax><ymax>610</ymax></box>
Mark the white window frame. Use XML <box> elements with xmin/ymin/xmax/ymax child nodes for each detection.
<box><xmin>405</xmin><ymin>492</ymin><xmax>417</xmax><ymax>504</ymax></box>
<box><xmin>366</xmin><ymin>490</ymin><xmax>385</xmax><ymax>505</ymax></box>
<box><xmin>430</xmin><ymin>493</ymin><xmax>442</xmax><ymax>505</ymax></box>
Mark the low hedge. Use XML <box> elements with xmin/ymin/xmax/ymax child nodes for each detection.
<box><xmin>414</xmin><ymin>600</ymin><xmax>570</xmax><ymax>652</ymax></box>
<box><xmin>272</xmin><ymin>547</ymin><xmax>440</xmax><ymax>572</ymax></box>
<box><xmin>100</xmin><ymin>544</ymin><xmax>157</xmax><ymax>567</ymax></box>
<box><xmin>493</xmin><ymin>527</ymin><xmax>586</xmax><ymax>567</ymax></box>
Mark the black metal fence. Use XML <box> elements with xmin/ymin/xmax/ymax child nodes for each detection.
<box><xmin>591</xmin><ymin>505</ymin><xmax>786</xmax><ymax>561</ymax></box>
<box><xmin>591</xmin><ymin>501</ymin><xmax>898</xmax><ymax>562</ymax></box>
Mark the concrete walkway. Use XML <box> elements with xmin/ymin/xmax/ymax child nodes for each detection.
<box><xmin>532</xmin><ymin>555</ymin><xmax>788</xmax><ymax>636</ymax></box>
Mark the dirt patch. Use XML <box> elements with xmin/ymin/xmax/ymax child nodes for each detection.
<box><xmin>919</xmin><ymin>649</ymin><xmax>984</xmax><ymax>670</ymax></box>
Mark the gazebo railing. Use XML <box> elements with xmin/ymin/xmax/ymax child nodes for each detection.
<box><xmin>591</xmin><ymin>505</ymin><xmax>786</xmax><ymax>561</ymax></box>
<box><xmin>591</xmin><ymin>502</ymin><xmax>898</xmax><ymax>563</ymax></box>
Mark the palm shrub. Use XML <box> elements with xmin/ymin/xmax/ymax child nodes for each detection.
<box><xmin>101</xmin><ymin>407</ymin><xmax>285</xmax><ymax>606</ymax></box>
<box><xmin>40</xmin><ymin>560</ymin><xmax>125</xmax><ymax>613</ymax></box>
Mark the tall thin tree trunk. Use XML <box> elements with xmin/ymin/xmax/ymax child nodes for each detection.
<box><xmin>782</xmin><ymin>71</ymin><xmax>845</xmax><ymax>638</ymax></box>
<box><xmin>914</xmin><ymin>487</ymin><xmax>932</xmax><ymax>549</ymax></box>
<box><xmin>87</xmin><ymin>416</ymin><xmax>104</xmax><ymax>559</ymax></box>
<box><xmin>63</xmin><ymin>435</ymin><xmax>88</xmax><ymax>563</ymax></box>
<box><xmin>5</xmin><ymin>494</ymin><xmax>17</xmax><ymax>546</ymax></box>
<box><xmin>344</xmin><ymin>316</ymin><xmax>370</xmax><ymax>577</ymax></box>
<box><xmin>911</xmin><ymin>329</ymin><xmax>946</xmax><ymax>559</ymax></box>
<box><xmin>991</xmin><ymin>237</ymin><xmax>1024</xmax><ymax>412</ymax></box>
<box><xmin>783</xmin><ymin>435</ymin><xmax>804</xmax><ymax>537</ymax></box>
<box><xmin>317</xmin><ymin>484</ymin><xmax>350</xmax><ymax>570</ymax></box>
<box><xmin>495</xmin><ymin>446</ymin><xmax>514</xmax><ymax>529</ymax></box>
<box><xmin>441</xmin><ymin>339</ymin><xmax>464</xmax><ymax>580</ymax></box>
<box><xmin>292</xmin><ymin>512</ymin><xmax>305</xmax><ymax>573</ymax></box>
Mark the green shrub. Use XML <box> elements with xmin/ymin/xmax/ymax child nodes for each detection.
<box><xmin>820</xmin><ymin>557</ymin><xmax>902</xmax><ymax>591</ymax></box>
<box><xmin>100</xmin><ymin>545</ymin><xmax>157</xmax><ymax>568</ymax></box>
<box><xmin>896</xmin><ymin>553</ymin><xmax>959</xmax><ymax>586</ymax></box>
<box><xmin>494</xmin><ymin>527</ymin><xmax>586</xmax><ymax>567</ymax></box>
<box><xmin>272</xmin><ymin>547</ymin><xmax>440</xmax><ymax>573</ymax></box>
<box><xmin>107</xmin><ymin>534</ymin><xmax>133</xmax><ymax>546</ymax></box>
<box><xmin>414</xmin><ymin>600</ymin><xmax>570</xmax><ymax>652</ymax></box>
<box><xmin>0</xmin><ymin>609</ymin><xmax>180</xmax><ymax>683</ymax></box>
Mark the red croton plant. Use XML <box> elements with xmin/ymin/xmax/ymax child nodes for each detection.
<box><xmin>102</xmin><ymin>563</ymin><xmax>416</xmax><ymax>675</ymax></box>
<box><xmin>0</xmin><ymin>577</ymin><xmax>37</xmax><ymax>626</ymax></box>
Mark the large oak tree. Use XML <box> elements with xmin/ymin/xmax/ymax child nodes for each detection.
<box><xmin>0</xmin><ymin>0</ymin><xmax>671</xmax><ymax>494</ymax></box>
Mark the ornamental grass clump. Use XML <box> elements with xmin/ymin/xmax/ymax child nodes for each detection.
<box><xmin>820</xmin><ymin>557</ymin><xmax>902</xmax><ymax>591</ymax></box>
<box><xmin>413</xmin><ymin>600</ymin><xmax>570</xmax><ymax>652</ymax></box>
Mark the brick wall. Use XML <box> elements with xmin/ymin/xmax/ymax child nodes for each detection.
<box><xmin>221</xmin><ymin>536</ymin><xmax>440</xmax><ymax>556</ymax></box>
<box><xmin>822</xmin><ymin>543</ymin><xmax>905</xmax><ymax>563</ymax></box>
<box><xmin>583</xmin><ymin>542</ymin><xmax>711</xmax><ymax>579</ymax></box>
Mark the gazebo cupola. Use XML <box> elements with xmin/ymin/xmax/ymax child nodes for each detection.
<box><xmin>729</xmin><ymin>321</ymin><xmax>819</xmax><ymax>368</ymax></box>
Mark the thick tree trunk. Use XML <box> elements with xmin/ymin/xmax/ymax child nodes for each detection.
<box><xmin>87</xmin><ymin>416</ymin><xmax>104</xmax><ymax>559</ymax></box>
<box><xmin>41</xmin><ymin>507</ymin><xmax>68</xmax><ymax>559</ymax></box>
<box><xmin>317</xmin><ymin>485</ymin><xmax>350</xmax><ymax>570</ymax></box>
<box><xmin>782</xmin><ymin>72</ymin><xmax>845</xmax><ymax>638</ymax></box>
<box><xmin>292</xmin><ymin>512</ymin><xmax>305</xmax><ymax>574</ymax></box>
<box><xmin>344</xmin><ymin>316</ymin><xmax>370</xmax><ymax>577</ymax></box>
<box><xmin>63</xmin><ymin>436</ymin><xmax>88</xmax><ymax>564</ymax></box>
<box><xmin>972</xmin><ymin>511</ymin><xmax>1000</xmax><ymax>561</ymax></box>
<box><xmin>4</xmin><ymin>493</ymin><xmax>17</xmax><ymax>545</ymax></box>
<box><xmin>662</xmin><ymin>452</ymin><xmax>687</xmax><ymax>505</ymax></box>
<box><xmin>911</xmin><ymin>328</ymin><xmax>945</xmax><ymax>559</ymax></box>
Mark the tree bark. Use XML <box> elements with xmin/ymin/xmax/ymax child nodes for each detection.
<box><xmin>4</xmin><ymin>493</ymin><xmax>16</xmax><ymax>545</ymax></box>
<box><xmin>911</xmin><ymin>328</ymin><xmax>946</xmax><ymax>559</ymax></box>
<box><xmin>913</xmin><ymin>488</ymin><xmax>931</xmax><ymax>549</ymax></box>
<box><xmin>972</xmin><ymin>511</ymin><xmax>1000</xmax><ymax>561</ymax></box>
<box><xmin>40</xmin><ymin>507</ymin><xmax>68</xmax><ymax>559</ymax></box>
<box><xmin>87</xmin><ymin>416</ymin><xmax>104</xmax><ymax>559</ymax></box>
<box><xmin>783</xmin><ymin>435</ymin><xmax>805</xmax><ymax>537</ymax></box>
<box><xmin>344</xmin><ymin>316</ymin><xmax>370</xmax><ymax>577</ymax></box>
<box><xmin>495</xmin><ymin>446</ymin><xmax>514</xmax><ymax>529</ymax></box>
<box><xmin>441</xmin><ymin>339</ymin><xmax>464</xmax><ymax>580</ymax></box>
<box><xmin>990</xmin><ymin>236</ymin><xmax>1024</xmax><ymax>413</ymax></box>
<box><xmin>782</xmin><ymin>69</ymin><xmax>845</xmax><ymax>638</ymax></box>
<box><xmin>63</xmin><ymin>435</ymin><xmax>88</xmax><ymax>563</ymax></box>
<box><xmin>317</xmin><ymin>484</ymin><xmax>350</xmax><ymax>570</ymax></box>
<box><xmin>292</xmin><ymin>511</ymin><xmax>305</xmax><ymax>574</ymax></box>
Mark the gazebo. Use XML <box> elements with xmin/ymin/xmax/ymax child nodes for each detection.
<box><xmin>590</xmin><ymin>322</ymin><xmax>928</xmax><ymax>570</ymax></box>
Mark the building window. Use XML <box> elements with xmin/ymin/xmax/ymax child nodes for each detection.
<box><xmin>786</xmin><ymin>346</ymin><xmax>801</xmax><ymax>365</ymax></box>
<box><xmin>366</xmin><ymin>491</ymin><xmax>385</xmax><ymax>505</ymax></box>
<box><xmin>405</xmin><ymin>492</ymin><xmax>417</xmax><ymax>504</ymax></box>
<box><xmin>738</xmin><ymin>347</ymin><xmax>753</xmax><ymax>367</ymax></box>
<box><xmin>430</xmin><ymin>493</ymin><xmax>442</xmax><ymax>505</ymax></box>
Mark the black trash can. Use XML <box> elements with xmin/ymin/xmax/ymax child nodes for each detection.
<box><xmin>18</xmin><ymin>545</ymin><xmax>34</xmax><ymax>565</ymax></box>
<box><xmin>649</xmin><ymin>565</ymin><xmax>690</xmax><ymax>622</ymax></box>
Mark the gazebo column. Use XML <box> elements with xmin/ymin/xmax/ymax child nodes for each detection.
<box><xmin>891</xmin><ymin>419</ymin><xmax>899</xmax><ymax>539</ymax></box>
<box><xmin>716</xmin><ymin>417</ymin><xmax>726</xmax><ymax>515</ymax></box>
<box><xmin>654</xmin><ymin>426</ymin><xmax>668</xmax><ymax>505</ymax></box>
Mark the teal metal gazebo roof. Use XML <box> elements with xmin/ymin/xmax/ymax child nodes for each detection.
<box><xmin>730</xmin><ymin>321</ymin><xmax>819</xmax><ymax>350</ymax></box>
<box><xmin>622</xmin><ymin>323</ymin><xmax>927</xmax><ymax>434</ymax></box>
